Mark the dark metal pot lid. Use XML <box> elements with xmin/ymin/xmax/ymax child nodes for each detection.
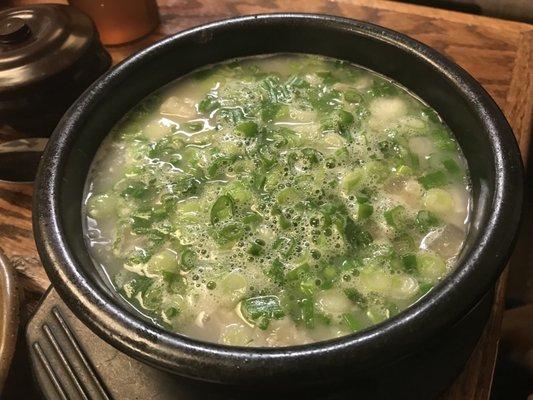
<box><xmin>0</xmin><ymin>4</ymin><xmax>111</xmax><ymax>181</ymax></box>
<box><xmin>0</xmin><ymin>4</ymin><xmax>107</xmax><ymax>92</ymax></box>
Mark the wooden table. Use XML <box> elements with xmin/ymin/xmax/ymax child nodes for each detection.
<box><xmin>3</xmin><ymin>0</ymin><xmax>532</xmax><ymax>398</ymax></box>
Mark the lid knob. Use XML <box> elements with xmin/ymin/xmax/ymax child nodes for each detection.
<box><xmin>0</xmin><ymin>17</ymin><xmax>31</xmax><ymax>44</ymax></box>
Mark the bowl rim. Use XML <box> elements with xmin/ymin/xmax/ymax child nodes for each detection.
<box><xmin>33</xmin><ymin>13</ymin><xmax>523</xmax><ymax>383</ymax></box>
<box><xmin>0</xmin><ymin>249</ymin><xmax>19</xmax><ymax>391</ymax></box>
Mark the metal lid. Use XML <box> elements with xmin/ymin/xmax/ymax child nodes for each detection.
<box><xmin>0</xmin><ymin>4</ymin><xmax>102</xmax><ymax>92</ymax></box>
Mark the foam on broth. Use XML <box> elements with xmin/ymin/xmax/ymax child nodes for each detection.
<box><xmin>83</xmin><ymin>54</ymin><xmax>471</xmax><ymax>347</ymax></box>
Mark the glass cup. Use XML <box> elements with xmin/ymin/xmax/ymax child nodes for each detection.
<box><xmin>69</xmin><ymin>0</ymin><xmax>159</xmax><ymax>45</ymax></box>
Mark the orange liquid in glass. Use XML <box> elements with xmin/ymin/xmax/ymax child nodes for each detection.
<box><xmin>69</xmin><ymin>0</ymin><xmax>159</xmax><ymax>45</ymax></box>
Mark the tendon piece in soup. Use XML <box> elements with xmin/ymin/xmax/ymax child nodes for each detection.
<box><xmin>83</xmin><ymin>54</ymin><xmax>471</xmax><ymax>347</ymax></box>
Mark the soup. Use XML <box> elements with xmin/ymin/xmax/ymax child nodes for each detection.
<box><xmin>83</xmin><ymin>54</ymin><xmax>470</xmax><ymax>347</ymax></box>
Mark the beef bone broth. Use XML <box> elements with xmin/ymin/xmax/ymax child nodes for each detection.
<box><xmin>83</xmin><ymin>54</ymin><xmax>471</xmax><ymax>347</ymax></box>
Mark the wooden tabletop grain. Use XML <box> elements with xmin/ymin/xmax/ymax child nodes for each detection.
<box><xmin>3</xmin><ymin>0</ymin><xmax>533</xmax><ymax>398</ymax></box>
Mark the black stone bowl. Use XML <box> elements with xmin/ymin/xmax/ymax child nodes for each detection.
<box><xmin>33</xmin><ymin>14</ymin><xmax>524</xmax><ymax>399</ymax></box>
